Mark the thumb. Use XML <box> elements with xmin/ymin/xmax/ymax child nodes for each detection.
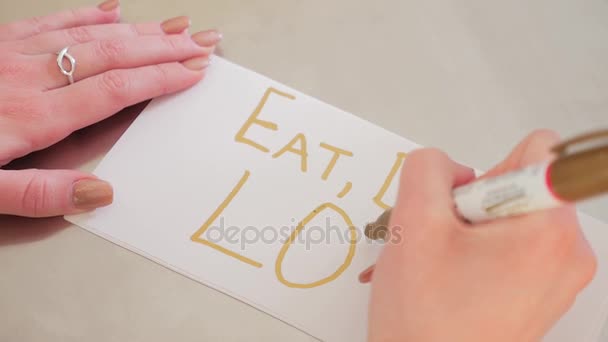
<box><xmin>0</xmin><ymin>169</ymin><xmax>113</xmax><ymax>217</ymax></box>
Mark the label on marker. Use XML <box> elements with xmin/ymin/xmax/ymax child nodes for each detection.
<box><xmin>453</xmin><ymin>161</ymin><xmax>564</xmax><ymax>223</ymax></box>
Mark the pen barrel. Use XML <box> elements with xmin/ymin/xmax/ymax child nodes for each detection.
<box><xmin>452</xmin><ymin>161</ymin><xmax>564</xmax><ymax>223</ymax></box>
<box><xmin>550</xmin><ymin>145</ymin><xmax>608</xmax><ymax>202</ymax></box>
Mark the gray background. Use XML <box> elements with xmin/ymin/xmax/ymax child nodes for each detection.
<box><xmin>0</xmin><ymin>0</ymin><xmax>607</xmax><ymax>341</ymax></box>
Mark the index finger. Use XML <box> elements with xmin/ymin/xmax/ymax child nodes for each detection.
<box><xmin>0</xmin><ymin>2</ymin><xmax>120</xmax><ymax>41</ymax></box>
<box><xmin>395</xmin><ymin>148</ymin><xmax>475</xmax><ymax>220</ymax></box>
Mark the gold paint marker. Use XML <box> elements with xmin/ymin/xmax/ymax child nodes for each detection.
<box><xmin>362</xmin><ymin>129</ymin><xmax>608</xmax><ymax>279</ymax></box>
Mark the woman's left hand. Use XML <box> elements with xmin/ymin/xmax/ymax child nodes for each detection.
<box><xmin>0</xmin><ymin>1</ymin><xmax>221</xmax><ymax>217</ymax></box>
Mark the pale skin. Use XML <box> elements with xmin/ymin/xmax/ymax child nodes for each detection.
<box><xmin>0</xmin><ymin>3</ymin><xmax>598</xmax><ymax>342</ymax></box>
<box><xmin>0</xmin><ymin>0</ymin><xmax>220</xmax><ymax>217</ymax></box>
<box><xmin>362</xmin><ymin>130</ymin><xmax>598</xmax><ymax>341</ymax></box>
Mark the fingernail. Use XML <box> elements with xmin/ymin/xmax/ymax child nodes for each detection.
<box><xmin>98</xmin><ymin>0</ymin><xmax>119</xmax><ymax>11</ymax></box>
<box><xmin>181</xmin><ymin>56</ymin><xmax>210</xmax><ymax>71</ymax></box>
<box><xmin>358</xmin><ymin>266</ymin><xmax>375</xmax><ymax>283</ymax></box>
<box><xmin>191</xmin><ymin>30</ymin><xmax>222</xmax><ymax>47</ymax></box>
<box><xmin>72</xmin><ymin>179</ymin><xmax>113</xmax><ymax>210</ymax></box>
<box><xmin>161</xmin><ymin>16</ymin><xmax>191</xmax><ymax>34</ymax></box>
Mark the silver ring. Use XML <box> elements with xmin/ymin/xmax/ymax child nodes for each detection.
<box><xmin>56</xmin><ymin>46</ymin><xmax>76</xmax><ymax>85</ymax></box>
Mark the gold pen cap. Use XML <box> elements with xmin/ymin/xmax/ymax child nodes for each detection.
<box><xmin>549</xmin><ymin>129</ymin><xmax>608</xmax><ymax>202</ymax></box>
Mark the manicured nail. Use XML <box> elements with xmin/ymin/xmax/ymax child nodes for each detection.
<box><xmin>161</xmin><ymin>16</ymin><xmax>191</xmax><ymax>34</ymax></box>
<box><xmin>72</xmin><ymin>179</ymin><xmax>113</xmax><ymax>210</ymax></box>
<box><xmin>181</xmin><ymin>56</ymin><xmax>210</xmax><ymax>70</ymax></box>
<box><xmin>98</xmin><ymin>0</ymin><xmax>119</xmax><ymax>11</ymax></box>
<box><xmin>191</xmin><ymin>30</ymin><xmax>222</xmax><ymax>47</ymax></box>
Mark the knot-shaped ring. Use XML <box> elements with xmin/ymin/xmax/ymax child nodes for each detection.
<box><xmin>56</xmin><ymin>46</ymin><xmax>76</xmax><ymax>85</ymax></box>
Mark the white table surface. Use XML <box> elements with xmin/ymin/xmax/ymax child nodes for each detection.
<box><xmin>1</xmin><ymin>0</ymin><xmax>607</xmax><ymax>341</ymax></box>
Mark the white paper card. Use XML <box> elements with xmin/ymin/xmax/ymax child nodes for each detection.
<box><xmin>66</xmin><ymin>57</ymin><xmax>608</xmax><ymax>341</ymax></box>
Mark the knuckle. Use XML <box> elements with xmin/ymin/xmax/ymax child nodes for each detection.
<box><xmin>20</xmin><ymin>173</ymin><xmax>47</xmax><ymax>217</ymax></box>
<box><xmin>99</xmin><ymin>70</ymin><xmax>130</xmax><ymax>101</ymax></box>
<box><xmin>96</xmin><ymin>39</ymin><xmax>127</xmax><ymax>64</ymax></box>
<box><xmin>27</xmin><ymin>16</ymin><xmax>44</xmax><ymax>35</ymax></box>
<box><xmin>66</xmin><ymin>26</ymin><xmax>92</xmax><ymax>44</ymax></box>
<box><xmin>151</xmin><ymin>65</ymin><xmax>170</xmax><ymax>95</ymax></box>
<box><xmin>128</xmin><ymin>24</ymin><xmax>142</xmax><ymax>36</ymax></box>
<box><xmin>27</xmin><ymin>16</ymin><xmax>53</xmax><ymax>35</ymax></box>
<box><xmin>161</xmin><ymin>35</ymin><xmax>183</xmax><ymax>51</ymax></box>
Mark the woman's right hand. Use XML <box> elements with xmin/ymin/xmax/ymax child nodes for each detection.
<box><xmin>365</xmin><ymin>130</ymin><xmax>597</xmax><ymax>342</ymax></box>
<box><xmin>0</xmin><ymin>0</ymin><xmax>221</xmax><ymax>218</ymax></box>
